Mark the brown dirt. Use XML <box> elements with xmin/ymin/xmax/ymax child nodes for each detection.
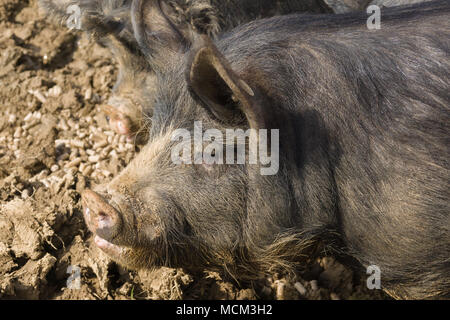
<box><xmin>0</xmin><ymin>0</ymin><xmax>390</xmax><ymax>300</ymax></box>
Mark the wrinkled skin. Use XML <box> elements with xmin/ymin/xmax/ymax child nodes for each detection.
<box><xmin>82</xmin><ymin>1</ymin><xmax>449</xmax><ymax>299</ymax></box>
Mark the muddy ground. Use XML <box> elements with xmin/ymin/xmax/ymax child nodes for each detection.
<box><xmin>0</xmin><ymin>0</ymin><xmax>389</xmax><ymax>300</ymax></box>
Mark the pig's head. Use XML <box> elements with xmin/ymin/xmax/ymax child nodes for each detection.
<box><xmin>82</xmin><ymin>36</ymin><xmax>319</xmax><ymax>280</ymax></box>
<box><xmin>38</xmin><ymin>0</ymin><xmax>150</xmax><ymax>140</ymax></box>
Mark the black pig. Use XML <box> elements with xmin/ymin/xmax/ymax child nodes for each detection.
<box><xmin>81</xmin><ymin>1</ymin><xmax>450</xmax><ymax>299</ymax></box>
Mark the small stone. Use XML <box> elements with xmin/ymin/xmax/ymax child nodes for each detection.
<box><xmin>109</xmin><ymin>150</ymin><xmax>118</xmax><ymax>158</ymax></box>
<box><xmin>13</xmin><ymin>127</ymin><xmax>22</xmax><ymax>138</ymax></box>
<box><xmin>41</xmin><ymin>179</ymin><xmax>50</xmax><ymax>188</ymax></box>
<box><xmin>24</xmin><ymin>112</ymin><xmax>33</xmax><ymax>122</ymax></box>
<box><xmin>28</xmin><ymin>90</ymin><xmax>47</xmax><ymax>103</ymax></box>
<box><xmin>21</xmin><ymin>189</ymin><xmax>30</xmax><ymax>199</ymax></box>
<box><xmin>78</xmin><ymin>132</ymin><xmax>87</xmax><ymax>139</ymax></box>
<box><xmin>23</xmin><ymin>119</ymin><xmax>40</xmax><ymax>130</ymax></box>
<box><xmin>55</xmin><ymin>139</ymin><xmax>70</xmax><ymax>145</ymax></box>
<box><xmin>33</xmin><ymin>111</ymin><xmax>42</xmax><ymax>120</ymax></box>
<box><xmin>48</xmin><ymin>85</ymin><xmax>62</xmax><ymax>97</ymax></box>
<box><xmin>84</xmin><ymin>88</ymin><xmax>92</xmax><ymax>100</ymax></box>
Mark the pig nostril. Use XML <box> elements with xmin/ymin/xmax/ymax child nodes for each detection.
<box><xmin>96</xmin><ymin>210</ymin><xmax>115</xmax><ymax>237</ymax></box>
<box><xmin>82</xmin><ymin>189</ymin><xmax>122</xmax><ymax>241</ymax></box>
<box><xmin>98</xmin><ymin>211</ymin><xmax>108</xmax><ymax>221</ymax></box>
<box><xmin>97</xmin><ymin>211</ymin><xmax>113</xmax><ymax>229</ymax></box>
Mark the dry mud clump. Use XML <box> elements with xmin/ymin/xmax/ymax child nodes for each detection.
<box><xmin>0</xmin><ymin>0</ymin><xmax>389</xmax><ymax>300</ymax></box>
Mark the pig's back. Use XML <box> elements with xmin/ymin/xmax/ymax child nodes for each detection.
<box><xmin>213</xmin><ymin>1</ymin><xmax>449</xmax><ymax>299</ymax></box>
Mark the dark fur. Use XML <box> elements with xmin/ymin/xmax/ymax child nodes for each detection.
<box><xmin>96</xmin><ymin>1</ymin><xmax>450</xmax><ymax>299</ymax></box>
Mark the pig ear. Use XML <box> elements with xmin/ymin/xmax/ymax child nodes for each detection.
<box><xmin>186</xmin><ymin>37</ymin><xmax>266</xmax><ymax>129</ymax></box>
<box><xmin>131</xmin><ymin>0</ymin><xmax>189</xmax><ymax>59</ymax></box>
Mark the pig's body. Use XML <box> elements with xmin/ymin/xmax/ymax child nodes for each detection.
<box><xmin>82</xmin><ymin>1</ymin><xmax>450</xmax><ymax>299</ymax></box>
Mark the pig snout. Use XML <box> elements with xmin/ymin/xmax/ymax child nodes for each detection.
<box><xmin>81</xmin><ymin>190</ymin><xmax>122</xmax><ymax>243</ymax></box>
<box><xmin>100</xmin><ymin>104</ymin><xmax>134</xmax><ymax>137</ymax></box>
